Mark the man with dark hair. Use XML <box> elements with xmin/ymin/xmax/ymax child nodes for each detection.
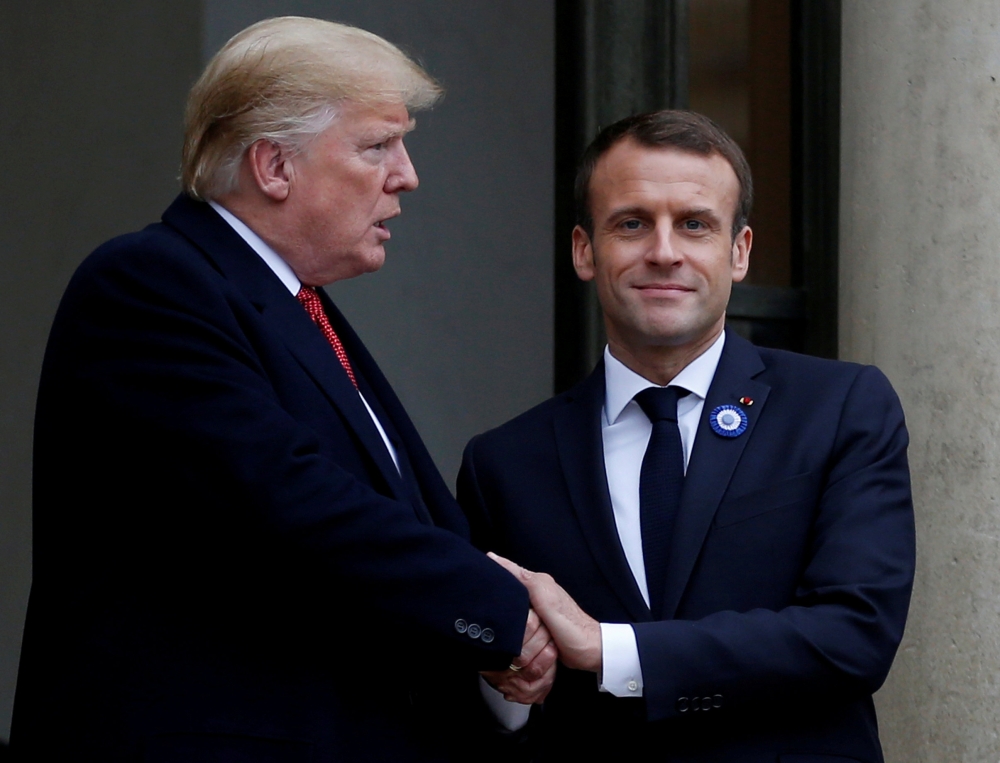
<box><xmin>461</xmin><ymin>109</ymin><xmax>914</xmax><ymax>761</ymax></box>
<box><xmin>574</xmin><ymin>110</ymin><xmax>754</xmax><ymax>241</ymax></box>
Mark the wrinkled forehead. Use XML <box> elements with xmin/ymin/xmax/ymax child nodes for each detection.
<box><xmin>322</xmin><ymin>98</ymin><xmax>416</xmax><ymax>138</ymax></box>
<box><xmin>591</xmin><ymin>141</ymin><xmax>740</xmax><ymax>210</ymax></box>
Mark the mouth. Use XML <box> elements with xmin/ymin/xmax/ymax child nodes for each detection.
<box><xmin>374</xmin><ymin>209</ymin><xmax>401</xmax><ymax>238</ymax></box>
<box><xmin>634</xmin><ymin>283</ymin><xmax>695</xmax><ymax>294</ymax></box>
<box><xmin>373</xmin><ymin>215</ymin><xmax>396</xmax><ymax>241</ymax></box>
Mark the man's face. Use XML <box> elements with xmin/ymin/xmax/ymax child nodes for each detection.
<box><xmin>280</xmin><ymin>100</ymin><xmax>418</xmax><ymax>285</ymax></box>
<box><xmin>572</xmin><ymin>140</ymin><xmax>750</xmax><ymax>356</ymax></box>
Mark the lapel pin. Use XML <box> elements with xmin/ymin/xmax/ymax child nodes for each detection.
<box><xmin>739</xmin><ymin>396</ymin><xmax>754</xmax><ymax>406</ymax></box>
<box><xmin>709</xmin><ymin>404</ymin><xmax>748</xmax><ymax>438</ymax></box>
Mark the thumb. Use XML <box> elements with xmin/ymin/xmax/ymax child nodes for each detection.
<box><xmin>487</xmin><ymin>551</ymin><xmax>532</xmax><ymax>582</ymax></box>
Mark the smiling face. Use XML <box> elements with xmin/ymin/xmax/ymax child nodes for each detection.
<box><xmin>277</xmin><ymin>100</ymin><xmax>418</xmax><ymax>285</ymax></box>
<box><xmin>572</xmin><ymin>140</ymin><xmax>751</xmax><ymax>378</ymax></box>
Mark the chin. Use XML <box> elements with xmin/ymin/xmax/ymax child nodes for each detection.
<box><xmin>362</xmin><ymin>248</ymin><xmax>386</xmax><ymax>273</ymax></box>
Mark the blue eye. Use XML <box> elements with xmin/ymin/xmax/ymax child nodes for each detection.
<box><xmin>683</xmin><ymin>219</ymin><xmax>704</xmax><ymax>230</ymax></box>
<box><xmin>622</xmin><ymin>219</ymin><xmax>643</xmax><ymax>230</ymax></box>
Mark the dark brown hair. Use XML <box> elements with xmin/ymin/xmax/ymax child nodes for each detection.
<box><xmin>575</xmin><ymin>109</ymin><xmax>753</xmax><ymax>240</ymax></box>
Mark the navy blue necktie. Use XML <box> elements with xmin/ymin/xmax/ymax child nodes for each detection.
<box><xmin>634</xmin><ymin>386</ymin><xmax>689</xmax><ymax>616</ymax></box>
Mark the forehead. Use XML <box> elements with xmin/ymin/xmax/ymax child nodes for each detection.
<box><xmin>327</xmin><ymin>100</ymin><xmax>415</xmax><ymax>140</ymax></box>
<box><xmin>589</xmin><ymin>140</ymin><xmax>740</xmax><ymax>217</ymax></box>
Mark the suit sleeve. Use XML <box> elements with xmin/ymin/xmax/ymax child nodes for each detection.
<box><xmin>632</xmin><ymin>365</ymin><xmax>915</xmax><ymax>721</ymax></box>
<box><xmin>39</xmin><ymin>237</ymin><xmax>528</xmax><ymax>667</ymax></box>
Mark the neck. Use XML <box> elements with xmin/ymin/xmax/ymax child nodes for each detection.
<box><xmin>607</xmin><ymin>325</ymin><xmax>723</xmax><ymax>386</ymax></box>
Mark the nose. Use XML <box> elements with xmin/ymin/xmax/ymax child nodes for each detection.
<box><xmin>646</xmin><ymin>225</ymin><xmax>682</xmax><ymax>266</ymax></box>
<box><xmin>386</xmin><ymin>141</ymin><xmax>419</xmax><ymax>193</ymax></box>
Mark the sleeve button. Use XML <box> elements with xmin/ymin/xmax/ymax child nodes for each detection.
<box><xmin>454</xmin><ymin>619</ymin><xmax>468</xmax><ymax>634</ymax></box>
<box><xmin>713</xmin><ymin>694</ymin><xmax>723</xmax><ymax>708</ymax></box>
<box><xmin>480</xmin><ymin>628</ymin><xmax>495</xmax><ymax>643</ymax></box>
<box><xmin>677</xmin><ymin>697</ymin><xmax>689</xmax><ymax>713</ymax></box>
<box><xmin>627</xmin><ymin>680</ymin><xmax>638</xmax><ymax>692</ymax></box>
<box><xmin>467</xmin><ymin>623</ymin><xmax>482</xmax><ymax>639</ymax></box>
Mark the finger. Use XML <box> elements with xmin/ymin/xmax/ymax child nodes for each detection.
<box><xmin>487</xmin><ymin>552</ymin><xmax>531</xmax><ymax>581</ymax></box>
<box><xmin>502</xmin><ymin>662</ymin><xmax>557</xmax><ymax>704</ymax></box>
<box><xmin>519</xmin><ymin>640</ymin><xmax>558</xmax><ymax>681</ymax></box>
<box><xmin>508</xmin><ymin>610</ymin><xmax>543</xmax><ymax>670</ymax></box>
<box><xmin>516</xmin><ymin>622</ymin><xmax>553</xmax><ymax>672</ymax></box>
<box><xmin>485</xmin><ymin>672</ymin><xmax>533</xmax><ymax>703</ymax></box>
<box><xmin>523</xmin><ymin>608</ymin><xmax>542</xmax><ymax>644</ymax></box>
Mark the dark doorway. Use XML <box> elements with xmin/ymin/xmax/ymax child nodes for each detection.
<box><xmin>554</xmin><ymin>0</ymin><xmax>841</xmax><ymax>392</ymax></box>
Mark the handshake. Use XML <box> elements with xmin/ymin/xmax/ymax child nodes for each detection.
<box><xmin>482</xmin><ymin>553</ymin><xmax>602</xmax><ymax>705</ymax></box>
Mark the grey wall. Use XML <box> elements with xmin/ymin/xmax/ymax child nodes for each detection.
<box><xmin>0</xmin><ymin>2</ymin><xmax>203</xmax><ymax>741</ymax></box>
<box><xmin>204</xmin><ymin>0</ymin><xmax>555</xmax><ymax>476</ymax></box>
<box><xmin>0</xmin><ymin>1</ymin><xmax>553</xmax><ymax>741</ymax></box>
<box><xmin>841</xmin><ymin>4</ymin><xmax>1000</xmax><ymax>759</ymax></box>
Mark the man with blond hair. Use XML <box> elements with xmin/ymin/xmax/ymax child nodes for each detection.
<box><xmin>12</xmin><ymin>17</ymin><xmax>552</xmax><ymax>762</ymax></box>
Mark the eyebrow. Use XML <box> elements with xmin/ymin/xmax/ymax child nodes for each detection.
<box><xmin>605</xmin><ymin>205</ymin><xmax>652</xmax><ymax>222</ymax></box>
<box><xmin>386</xmin><ymin>118</ymin><xmax>417</xmax><ymax>140</ymax></box>
<box><xmin>362</xmin><ymin>118</ymin><xmax>417</xmax><ymax>144</ymax></box>
<box><xmin>605</xmin><ymin>205</ymin><xmax>723</xmax><ymax>223</ymax></box>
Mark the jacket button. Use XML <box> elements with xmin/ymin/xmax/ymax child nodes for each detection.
<box><xmin>480</xmin><ymin>628</ymin><xmax>495</xmax><ymax>643</ymax></box>
<box><xmin>454</xmin><ymin>619</ymin><xmax>468</xmax><ymax>634</ymax></box>
<box><xmin>467</xmin><ymin>623</ymin><xmax>482</xmax><ymax>639</ymax></box>
<box><xmin>677</xmin><ymin>697</ymin><xmax>689</xmax><ymax>713</ymax></box>
<box><xmin>713</xmin><ymin>694</ymin><xmax>723</xmax><ymax>708</ymax></box>
<box><xmin>702</xmin><ymin>696</ymin><xmax>713</xmax><ymax>711</ymax></box>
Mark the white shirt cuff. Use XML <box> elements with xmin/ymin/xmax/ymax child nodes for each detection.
<box><xmin>598</xmin><ymin>622</ymin><xmax>643</xmax><ymax>697</ymax></box>
<box><xmin>479</xmin><ymin>675</ymin><xmax>532</xmax><ymax>732</ymax></box>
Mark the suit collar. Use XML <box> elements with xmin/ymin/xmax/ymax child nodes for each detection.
<box><xmin>160</xmin><ymin>195</ymin><xmax>417</xmax><ymax>513</ymax></box>
<box><xmin>603</xmin><ymin>331</ymin><xmax>726</xmax><ymax>425</ymax></box>
<box><xmin>208</xmin><ymin>200</ymin><xmax>301</xmax><ymax>295</ymax></box>
<box><xmin>553</xmin><ymin>364</ymin><xmax>653</xmax><ymax>623</ymax></box>
<box><xmin>659</xmin><ymin>331</ymin><xmax>771</xmax><ymax>619</ymax></box>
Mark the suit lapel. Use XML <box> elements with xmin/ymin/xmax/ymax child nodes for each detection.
<box><xmin>554</xmin><ymin>365</ymin><xmax>652</xmax><ymax>623</ymax></box>
<box><xmin>658</xmin><ymin>332</ymin><xmax>770</xmax><ymax>619</ymax></box>
<box><xmin>331</xmin><ymin>299</ymin><xmax>469</xmax><ymax>534</ymax></box>
<box><xmin>161</xmin><ymin>196</ymin><xmax>409</xmax><ymax>503</ymax></box>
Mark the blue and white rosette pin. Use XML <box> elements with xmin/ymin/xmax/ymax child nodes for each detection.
<box><xmin>709</xmin><ymin>404</ymin><xmax>748</xmax><ymax>438</ymax></box>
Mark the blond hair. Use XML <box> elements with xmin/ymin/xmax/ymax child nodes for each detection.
<box><xmin>182</xmin><ymin>16</ymin><xmax>442</xmax><ymax>199</ymax></box>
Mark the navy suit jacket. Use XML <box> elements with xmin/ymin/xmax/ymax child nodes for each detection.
<box><xmin>459</xmin><ymin>333</ymin><xmax>915</xmax><ymax>763</ymax></box>
<box><xmin>13</xmin><ymin>195</ymin><xmax>529</xmax><ymax>762</ymax></box>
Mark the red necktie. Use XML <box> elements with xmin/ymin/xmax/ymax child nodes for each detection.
<box><xmin>296</xmin><ymin>286</ymin><xmax>358</xmax><ymax>389</ymax></box>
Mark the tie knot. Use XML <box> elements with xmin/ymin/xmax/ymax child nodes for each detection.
<box><xmin>634</xmin><ymin>386</ymin><xmax>689</xmax><ymax>422</ymax></box>
<box><xmin>297</xmin><ymin>285</ymin><xmax>321</xmax><ymax>310</ymax></box>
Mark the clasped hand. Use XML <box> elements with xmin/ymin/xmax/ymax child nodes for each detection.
<box><xmin>480</xmin><ymin>553</ymin><xmax>602</xmax><ymax>705</ymax></box>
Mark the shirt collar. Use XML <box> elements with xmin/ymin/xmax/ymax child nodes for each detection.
<box><xmin>209</xmin><ymin>201</ymin><xmax>301</xmax><ymax>296</ymax></box>
<box><xmin>604</xmin><ymin>330</ymin><xmax>726</xmax><ymax>425</ymax></box>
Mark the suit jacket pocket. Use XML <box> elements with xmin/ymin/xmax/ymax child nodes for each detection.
<box><xmin>144</xmin><ymin>731</ymin><xmax>313</xmax><ymax>763</ymax></box>
<box><xmin>712</xmin><ymin>471</ymin><xmax>819</xmax><ymax>529</ymax></box>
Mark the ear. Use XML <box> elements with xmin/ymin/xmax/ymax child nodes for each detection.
<box><xmin>571</xmin><ymin>225</ymin><xmax>596</xmax><ymax>282</ymax></box>
<box><xmin>246</xmin><ymin>139</ymin><xmax>292</xmax><ymax>201</ymax></box>
<box><xmin>730</xmin><ymin>225</ymin><xmax>752</xmax><ymax>283</ymax></box>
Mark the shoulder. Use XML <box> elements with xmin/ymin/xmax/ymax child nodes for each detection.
<box><xmin>465</xmin><ymin>372</ymin><xmax>598</xmax><ymax>465</ymax></box>
<box><xmin>57</xmin><ymin>216</ymin><xmax>238</xmax><ymax>334</ymax></box>
<box><xmin>754</xmin><ymin>344</ymin><xmax>897</xmax><ymax>399</ymax></box>
<box><xmin>746</xmin><ymin>344</ymin><xmax>906</xmax><ymax>458</ymax></box>
<box><xmin>466</xmin><ymin>392</ymin><xmax>567</xmax><ymax>458</ymax></box>
<box><xmin>74</xmin><ymin>221</ymin><xmax>217</xmax><ymax>289</ymax></box>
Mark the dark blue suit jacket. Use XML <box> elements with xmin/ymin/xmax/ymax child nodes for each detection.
<box><xmin>13</xmin><ymin>195</ymin><xmax>529</xmax><ymax>762</ymax></box>
<box><xmin>459</xmin><ymin>333</ymin><xmax>914</xmax><ymax>763</ymax></box>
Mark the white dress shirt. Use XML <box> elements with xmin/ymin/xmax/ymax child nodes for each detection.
<box><xmin>599</xmin><ymin>331</ymin><xmax>725</xmax><ymax>697</ymax></box>
<box><xmin>209</xmin><ymin>201</ymin><xmax>400</xmax><ymax>473</ymax></box>
<box><xmin>482</xmin><ymin>332</ymin><xmax>727</xmax><ymax>729</ymax></box>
